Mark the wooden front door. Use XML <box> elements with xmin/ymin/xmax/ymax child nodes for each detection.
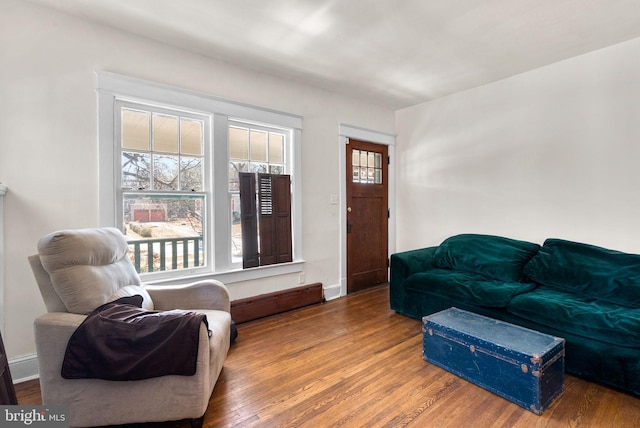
<box><xmin>346</xmin><ymin>139</ymin><xmax>389</xmax><ymax>293</ymax></box>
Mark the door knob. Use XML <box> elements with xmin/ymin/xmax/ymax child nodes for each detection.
<box><xmin>347</xmin><ymin>207</ymin><xmax>352</xmax><ymax>212</ymax></box>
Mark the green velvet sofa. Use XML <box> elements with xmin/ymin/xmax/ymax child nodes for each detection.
<box><xmin>390</xmin><ymin>233</ymin><xmax>640</xmax><ymax>397</ymax></box>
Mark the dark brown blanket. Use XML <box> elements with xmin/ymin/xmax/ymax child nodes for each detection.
<box><xmin>62</xmin><ymin>295</ymin><xmax>209</xmax><ymax>380</ymax></box>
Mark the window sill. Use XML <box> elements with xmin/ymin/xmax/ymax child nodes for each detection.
<box><xmin>143</xmin><ymin>260</ymin><xmax>305</xmax><ymax>286</ymax></box>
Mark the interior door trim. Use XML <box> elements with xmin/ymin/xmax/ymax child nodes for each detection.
<box><xmin>337</xmin><ymin>124</ymin><xmax>396</xmax><ymax>298</ymax></box>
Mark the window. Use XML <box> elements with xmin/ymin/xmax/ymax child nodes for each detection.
<box><xmin>117</xmin><ymin>102</ymin><xmax>209</xmax><ymax>274</ymax></box>
<box><xmin>98</xmin><ymin>71</ymin><xmax>303</xmax><ymax>282</ymax></box>
<box><xmin>228</xmin><ymin>121</ymin><xmax>289</xmax><ymax>265</ymax></box>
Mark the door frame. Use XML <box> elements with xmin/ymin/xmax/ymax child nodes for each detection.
<box><xmin>335</xmin><ymin>124</ymin><xmax>396</xmax><ymax>299</ymax></box>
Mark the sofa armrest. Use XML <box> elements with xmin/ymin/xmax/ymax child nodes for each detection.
<box><xmin>144</xmin><ymin>280</ymin><xmax>230</xmax><ymax>312</ymax></box>
<box><xmin>389</xmin><ymin>247</ymin><xmax>438</xmax><ymax>312</ymax></box>
<box><xmin>390</xmin><ymin>247</ymin><xmax>438</xmax><ymax>284</ymax></box>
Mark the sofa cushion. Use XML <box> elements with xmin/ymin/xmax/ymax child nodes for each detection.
<box><xmin>37</xmin><ymin>227</ymin><xmax>142</xmax><ymax>315</ymax></box>
<box><xmin>405</xmin><ymin>269</ymin><xmax>537</xmax><ymax>308</ymax></box>
<box><xmin>433</xmin><ymin>234</ymin><xmax>540</xmax><ymax>282</ymax></box>
<box><xmin>523</xmin><ymin>238</ymin><xmax>640</xmax><ymax>307</ymax></box>
<box><xmin>508</xmin><ymin>288</ymin><xmax>640</xmax><ymax>348</ymax></box>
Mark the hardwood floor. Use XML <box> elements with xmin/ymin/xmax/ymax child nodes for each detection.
<box><xmin>15</xmin><ymin>284</ymin><xmax>640</xmax><ymax>427</ymax></box>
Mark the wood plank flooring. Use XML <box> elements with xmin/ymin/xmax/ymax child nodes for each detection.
<box><xmin>15</xmin><ymin>284</ymin><xmax>640</xmax><ymax>427</ymax></box>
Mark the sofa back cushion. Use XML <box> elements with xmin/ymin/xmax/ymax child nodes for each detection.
<box><xmin>37</xmin><ymin>227</ymin><xmax>147</xmax><ymax>315</ymax></box>
<box><xmin>432</xmin><ymin>234</ymin><xmax>540</xmax><ymax>282</ymax></box>
<box><xmin>523</xmin><ymin>238</ymin><xmax>640</xmax><ymax>307</ymax></box>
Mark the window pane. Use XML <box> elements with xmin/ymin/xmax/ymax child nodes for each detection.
<box><xmin>353</xmin><ymin>167</ymin><xmax>360</xmax><ymax>183</ymax></box>
<box><xmin>268</xmin><ymin>133</ymin><xmax>284</xmax><ymax>163</ymax></box>
<box><xmin>122</xmin><ymin>109</ymin><xmax>150</xmax><ymax>150</ymax></box>
<box><xmin>124</xmin><ymin>194</ymin><xmax>204</xmax><ymax>273</ymax></box>
<box><xmin>153</xmin><ymin>114</ymin><xmax>179</xmax><ymax>153</ymax></box>
<box><xmin>231</xmin><ymin>194</ymin><xmax>242</xmax><ymax>263</ymax></box>
<box><xmin>153</xmin><ymin>155</ymin><xmax>179</xmax><ymax>190</ymax></box>
<box><xmin>250</xmin><ymin>130</ymin><xmax>267</xmax><ymax>161</ymax></box>
<box><xmin>360</xmin><ymin>151</ymin><xmax>367</xmax><ymax>167</ymax></box>
<box><xmin>229</xmin><ymin>127</ymin><xmax>249</xmax><ymax>159</ymax></box>
<box><xmin>229</xmin><ymin>161</ymin><xmax>248</xmax><ymax>191</ymax></box>
<box><xmin>122</xmin><ymin>152</ymin><xmax>150</xmax><ymax>189</ymax></box>
<box><xmin>181</xmin><ymin>118</ymin><xmax>203</xmax><ymax>155</ymax></box>
<box><xmin>351</xmin><ymin>149</ymin><xmax>383</xmax><ymax>184</ymax></box>
<box><xmin>269</xmin><ymin>164</ymin><xmax>284</xmax><ymax>174</ymax></box>
<box><xmin>250</xmin><ymin>162</ymin><xmax>268</xmax><ymax>173</ymax></box>
<box><xmin>180</xmin><ymin>156</ymin><xmax>203</xmax><ymax>191</ymax></box>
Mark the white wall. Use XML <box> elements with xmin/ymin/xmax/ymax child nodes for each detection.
<box><xmin>0</xmin><ymin>0</ymin><xmax>395</xmax><ymax>366</ymax></box>
<box><xmin>395</xmin><ymin>36</ymin><xmax>640</xmax><ymax>254</ymax></box>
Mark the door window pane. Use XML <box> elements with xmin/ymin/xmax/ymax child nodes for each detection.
<box><xmin>352</xmin><ymin>148</ymin><xmax>383</xmax><ymax>184</ymax></box>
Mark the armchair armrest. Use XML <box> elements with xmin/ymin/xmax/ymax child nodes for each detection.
<box><xmin>144</xmin><ymin>279</ymin><xmax>230</xmax><ymax>312</ymax></box>
<box><xmin>33</xmin><ymin>313</ymin><xmax>86</xmax><ymax>401</ymax></box>
<box><xmin>33</xmin><ymin>310</ymin><xmax>218</xmax><ymax>413</ymax></box>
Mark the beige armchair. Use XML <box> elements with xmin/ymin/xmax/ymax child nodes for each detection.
<box><xmin>29</xmin><ymin>227</ymin><xmax>231</xmax><ymax>428</ymax></box>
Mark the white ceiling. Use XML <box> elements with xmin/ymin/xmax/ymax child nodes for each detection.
<box><xmin>26</xmin><ymin>0</ymin><xmax>640</xmax><ymax>109</ymax></box>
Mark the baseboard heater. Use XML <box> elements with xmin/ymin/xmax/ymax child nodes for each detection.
<box><xmin>231</xmin><ymin>283</ymin><xmax>323</xmax><ymax>324</ymax></box>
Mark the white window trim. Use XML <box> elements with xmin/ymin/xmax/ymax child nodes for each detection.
<box><xmin>97</xmin><ymin>71</ymin><xmax>304</xmax><ymax>283</ymax></box>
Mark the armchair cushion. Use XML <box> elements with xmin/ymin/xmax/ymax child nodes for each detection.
<box><xmin>37</xmin><ymin>227</ymin><xmax>142</xmax><ymax>314</ymax></box>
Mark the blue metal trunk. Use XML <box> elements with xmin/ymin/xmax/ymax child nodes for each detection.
<box><xmin>422</xmin><ymin>307</ymin><xmax>565</xmax><ymax>415</ymax></box>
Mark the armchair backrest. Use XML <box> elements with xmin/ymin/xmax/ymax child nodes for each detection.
<box><xmin>29</xmin><ymin>254</ymin><xmax>67</xmax><ymax>313</ymax></box>
<box><xmin>32</xmin><ymin>227</ymin><xmax>152</xmax><ymax>314</ymax></box>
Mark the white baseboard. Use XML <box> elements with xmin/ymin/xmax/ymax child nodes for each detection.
<box><xmin>10</xmin><ymin>354</ymin><xmax>39</xmax><ymax>384</ymax></box>
<box><xmin>323</xmin><ymin>283</ymin><xmax>342</xmax><ymax>301</ymax></box>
